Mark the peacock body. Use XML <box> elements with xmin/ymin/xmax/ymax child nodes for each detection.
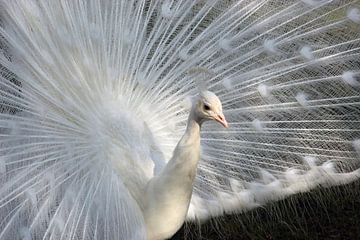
<box><xmin>0</xmin><ymin>0</ymin><xmax>360</xmax><ymax>239</ymax></box>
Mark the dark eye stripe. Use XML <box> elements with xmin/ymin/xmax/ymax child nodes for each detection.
<box><xmin>204</xmin><ymin>104</ymin><xmax>210</xmax><ymax>110</ymax></box>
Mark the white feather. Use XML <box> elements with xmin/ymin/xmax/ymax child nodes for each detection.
<box><xmin>300</xmin><ymin>45</ymin><xmax>315</xmax><ymax>60</ymax></box>
<box><xmin>0</xmin><ymin>0</ymin><xmax>359</xmax><ymax>239</ymax></box>
<box><xmin>296</xmin><ymin>92</ymin><xmax>309</xmax><ymax>107</ymax></box>
<box><xmin>347</xmin><ymin>7</ymin><xmax>360</xmax><ymax>23</ymax></box>
<box><xmin>252</xmin><ymin>119</ymin><xmax>264</xmax><ymax>132</ymax></box>
<box><xmin>219</xmin><ymin>38</ymin><xmax>232</xmax><ymax>52</ymax></box>
<box><xmin>342</xmin><ymin>71</ymin><xmax>360</xmax><ymax>87</ymax></box>
<box><xmin>222</xmin><ymin>77</ymin><xmax>233</xmax><ymax>90</ymax></box>
<box><xmin>263</xmin><ymin>39</ymin><xmax>279</xmax><ymax>54</ymax></box>
<box><xmin>258</xmin><ymin>83</ymin><xmax>272</xmax><ymax>98</ymax></box>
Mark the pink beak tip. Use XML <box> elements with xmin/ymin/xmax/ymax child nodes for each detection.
<box><xmin>216</xmin><ymin>114</ymin><xmax>228</xmax><ymax>128</ymax></box>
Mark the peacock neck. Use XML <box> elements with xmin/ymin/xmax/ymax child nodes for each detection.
<box><xmin>158</xmin><ymin>109</ymin><xmax>201</xmax><ymax>182</ymax></box>
<box><xmin>142</xmin><ymin>109</ymin><xmax>202</xmax><ymax>240</ymax></box>
<box><xmin>180</xmin><ymin>110</ymin><xmax>201</xmax><ymax>147</ymax></box>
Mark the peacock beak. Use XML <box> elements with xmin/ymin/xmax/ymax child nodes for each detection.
<box><xmin>215</xmin><ymin>113</ymin><xmax>228</xmax><ymax>128</ymax></box>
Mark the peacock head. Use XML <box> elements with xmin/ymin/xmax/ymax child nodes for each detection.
<box><xmin>193</xmin><ymin>91</ymin><xmax>228</xmax><ymax>128</ymax></box>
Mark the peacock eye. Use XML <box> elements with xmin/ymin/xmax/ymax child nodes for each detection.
<box><xmin>204</xmin><ymin>104</ymin><xmax>211</xmax><ymax>111</ymax></box>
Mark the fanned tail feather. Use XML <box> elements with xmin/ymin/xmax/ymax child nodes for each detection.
<box><xmin>0</xmin><ymin>0</ymin><xmax>359</xmax><ymax>239</ymax></box>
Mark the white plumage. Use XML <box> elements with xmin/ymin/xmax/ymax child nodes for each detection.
<box><xmin>0</xmin><ymin>0</ymin><xmax>359</xmax><ymax>239</ymax></box>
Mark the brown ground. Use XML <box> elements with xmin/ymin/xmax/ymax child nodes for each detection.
<box><xmin>172</xmin><ymin>180</ymin><xmax>360</xmax><ymax>240</ymax></box>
